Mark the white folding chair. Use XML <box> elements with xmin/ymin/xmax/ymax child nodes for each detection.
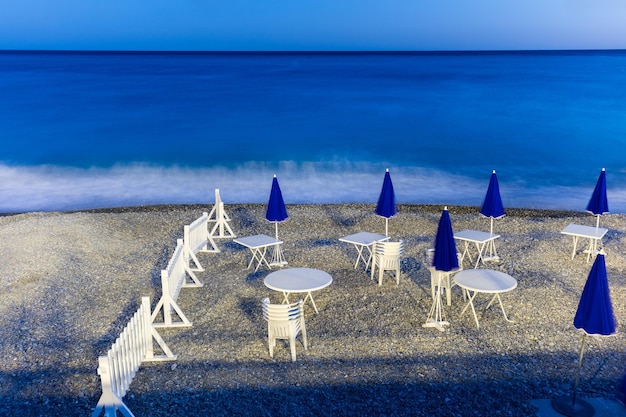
<box><xmin>261</xmin><ymin>298</ymin><xmax>308</xmax><ymax>362</ymax></box>
<box><xmin>371</xmin><ymin>240</ymin><xmax>404</xmax><ymax>286</ymax></box>
<box><xmin>427</xmin><ymin>249</ymin><xmax>464</xmax><ymax>306</ymax></box>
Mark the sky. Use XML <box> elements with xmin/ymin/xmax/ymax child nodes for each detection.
<box><xmin>1</xmin><ymin>0</ymin><xmax>625</xmax><ymax>51</ymax></box>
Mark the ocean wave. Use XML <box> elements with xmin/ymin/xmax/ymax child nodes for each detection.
<box><xmin>1</xmin><ymin>162</ymin><xmax>624</xmax><ymax>213</ymax></box>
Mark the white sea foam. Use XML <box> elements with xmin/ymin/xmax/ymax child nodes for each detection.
<box><xmin>1</xmin><ymin>162</ymin><xmax>624</xmax><ymax>213</ymax></box>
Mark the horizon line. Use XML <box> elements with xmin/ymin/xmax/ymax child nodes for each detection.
<box><xmin>1</xmin><ymin>48</ymin><xmax>625</xmax><ymax>56</ymax></box>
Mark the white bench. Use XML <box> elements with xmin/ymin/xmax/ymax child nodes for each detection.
<box><xmin>151</xmin><ymin>239</ymin><xmax>203</xmax><ymax>328</ymax></box>
<box><xmin>92</xmin><ymin>297</ymin><xmax>176</xmax><ymax>417</ymax></box>
<box><xmin>184</xmin><ymin>212</ymin><xmax>219</xmax><ymax>272</ymax></box>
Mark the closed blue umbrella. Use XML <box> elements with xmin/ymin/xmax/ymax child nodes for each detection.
<box><xmin>480</xmin><ymin>170</ymin><xmax>505</xmax><ymax>235</ymax></box>
<box><xmin>433</xmin><ymin>207</ymin><xmax>459</xmax><ymax>272</ymax></box>
<box><xmin>552</xmin><ymin>253</ymin><xmax>617</xmax><ymax>416</ymax></box>
<box><xmin>266</xmin><ymin>175</ymin><xmax>288</xmax><ymax>239</ymax></box>
<box><xmin>425</xmin><ymin>207</ymin><xmax>458</xmax><ymax>331</ymax></box>
<box><xmin>574</xmin><ymin>253</ymin><xmax>616</xmax><ymax>336</ymax></box>
<box><xmin>375</xmin><ymin>168</ymin><xmax>396</xmax><ymax>236</ymax></box>
<box><xmin>586</xmin><ymin>168</ymin><xmax>608</xmax><ymax>229</ymax></box>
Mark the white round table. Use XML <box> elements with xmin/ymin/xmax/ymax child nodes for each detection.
<box><xmin>264</xmin><ymin>268</ymin><xmax>333</xmax><ymax>314</ymax></box>
<box><xmin>453</xmin><ymin>269</ymin><xmax>517</xmax><ymax>329</ymax></box>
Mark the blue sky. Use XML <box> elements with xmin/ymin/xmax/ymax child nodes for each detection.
<box><xmin>1</xmin><ymin>0</ymin><xmax>625</xmax><ymax>51</ymax></box>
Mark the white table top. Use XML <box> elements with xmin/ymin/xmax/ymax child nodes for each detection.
<box><xmin>561</xmin><ymin>223</ymin><xmax>608</xmax><ymax>239</ymax></box>
<box><xmin>233</xmin><ymin>234</ymin><xmax>282</xmax><ymax>249</ymax></box>
<box><xmin>453</xmin><ymin>269</ymin><xmax>517</xmax><ymax>293</ymax></box>
<box><xmin>454</xmin><ymin>229</ymin><xmax>500</xmax><ymax>243</ymax></box>
<box><xmin>339</xmin><ymin>231</ymin><xmax>389</xmax><ymax>246</ymax></box>
<box><xmin>264</xmin><ymin>268</ymin><xmax>333</xmax><ymax>293</ymax></box>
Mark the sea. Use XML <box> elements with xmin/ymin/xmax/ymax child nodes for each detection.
<box><xmin>1</xmin><ymin>50</ymin><xmax>626</xmax><ymax>213</ymax></box>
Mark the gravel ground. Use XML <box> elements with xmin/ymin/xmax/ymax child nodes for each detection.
<box><xmin>0</xmin><ymin>203</ymin><xmax>625</xmax><ymax>416</ymax></box>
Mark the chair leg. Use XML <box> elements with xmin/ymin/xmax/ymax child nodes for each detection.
<box><xmin>378</xmin><ymin>266</ymin><xmax>384</xmax><ymax>286</ymax></box>
<box><xmin>289</xmin><ymin>335</ymin><xmax>297</xmax><ymax>362</ymax></box>
<box><xmin>268</xmin><ymin>333</ymin><xmax>274</xmax><ymax>358</ymax></box>
<box><xmin>301</xmin><ymin>321</ymin><xmax>308</xmax><ymax>351</ymax></box>
<box><xmin>396</xmin><ymin>267</ymin><xmax>400</xmax><ymax>285</ymax></box>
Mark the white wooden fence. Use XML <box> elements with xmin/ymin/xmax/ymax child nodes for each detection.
<box><xmin>208</xmin><ymin>189</ymin><xmax>236</xmax><ymax>239</ymax></box>
<box><xmin>151</xmin><ymin>239</ymin><xmax>203</xmax><ymax>328</ymax></box>
<box><xmin>92</xmin><ymin>297</ymin><xmax>176</xmax><ymax>417</ymax></box>
<box><xmin>184</xmin><ymin>212</ymin><xmax>219</xmax><ymax>272</ymax></box>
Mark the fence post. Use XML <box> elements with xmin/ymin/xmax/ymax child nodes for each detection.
<box><xmin>208</xmin><ymin>189</ymin><xmax>236</xmax><ymax>238</ymax></box>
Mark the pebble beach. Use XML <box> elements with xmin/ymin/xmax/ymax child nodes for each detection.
<box><xmin>1</xmin><ymin>203</ymin><xmax>625</xmax><ymax>416</ymax></box>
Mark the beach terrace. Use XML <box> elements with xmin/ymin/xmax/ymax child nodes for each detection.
<box><xmin>0</xmin><ymin>203</ymin><xmax>625</xmax><ymax>416</ymax></box>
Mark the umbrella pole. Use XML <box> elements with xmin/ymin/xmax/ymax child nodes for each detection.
<box><xmin>423</xmin><ymin>272</ymin><xmax>449</xmax><ymax>332</ymax></box>
<box><xmin>385</xmin><ymin>218</ymin><xmax>389</xmax><ymax>236</ymax></box>
<box><xmin>596</xmin><ymin>214</ymin><xmax>600</xmax><ymax>230</ymax></box>
<box><xmin>275</xmin><ymin>222</ymin><xmax>279</xmax><ymax>240</ymax></box>
<box><xmin>551</xmin><ymin>333</ymin><xmax>595</xmax><ymax>416</ymax></box>
<box><xmin>571</xmin><ymin>333</ymin><xmax>587</xmax><ymax>407</ymax></box>
<box><xmin>490</xmin><ymin>217</ymin><xmax>494</xmax><ymax>235</ymax></box>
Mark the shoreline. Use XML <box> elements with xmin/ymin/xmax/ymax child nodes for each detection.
<box><xmin>0</xmin><ymin>203</ymin><xmax>624</xmax><ymax>416</ymax></box>
<box><xmin>3</xmin><ymin>202</ymin><xmax>598</xmax><ymax>219</ymax></box>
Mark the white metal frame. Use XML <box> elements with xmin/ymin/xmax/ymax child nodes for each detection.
<box><xmin>92</xmin><ymin>297</ymin><xmax>176</xmax><ymax>417</ymax></box>
<box><xmin>561</xmin><ymin>223</ymin><xmax>608</xmax><ymax>262</ymax></box>
<box><xmin>454</xmin><ymin>229</ymin><xmax>501</xmax><ymax>268</ymax></box>
<box><xmin>233</xmin><ymin>234</ymin><xmax>284</xmax><ymax>272</ymax></box>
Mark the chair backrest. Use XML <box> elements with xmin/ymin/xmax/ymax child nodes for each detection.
<box><xmin>374</xmin><ymin>240</ymin><xmax>404</xmax><ymax>269</ymax></box>
<box><xmin>262</xmin><ymin>298</ymin><xmax>305</xmax><ymax>336</ymax></box>
<box><xmin>426</xmin><ymin>248</ymin><xmax>463</xmax><ymax>271</ymax></box>
<box><xmin>375</xmin><ymin>240</ymin><xmax>404</xmax><ymax>256</ymax></box>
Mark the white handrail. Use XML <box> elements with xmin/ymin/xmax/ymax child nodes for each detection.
<box><xmin>92</xmin><ymin>297</ymin><xmax>176</xmax><ymax>417</ymax></box>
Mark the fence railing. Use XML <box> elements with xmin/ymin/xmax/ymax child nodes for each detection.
<box><xmin>151</xmin><ymin>239</ymin><xmax>203</xmax><ymax>328</ymax></box>
<box><xmin>184</xmin><ymin>212</ymin><xmax>219</xmax><ymax>272</ymax></box>
<box><xmin>92</xmin><ymin>297</ymin><xmax>176</xmax><ymax>417</ymax></box>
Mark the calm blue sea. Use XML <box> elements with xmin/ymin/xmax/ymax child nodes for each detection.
<box><xmin>1</xmin><ymin>50</ymin><xmax>626</xmax><ymax>213</ymax></box>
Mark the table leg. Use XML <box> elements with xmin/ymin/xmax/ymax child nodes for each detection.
<box><xmin>485</xmin><ymin>294</ymin><xmax>514</xmax><ymax>323</ymax></box>
<box><xmin>459</xmin><ymin>289</ymin><xmax>480</xmax><ymax>329</ymax></box>
<box><xmin>571</xmin><ymin>236</ymin><xmax>579</xmax><ymax>260</ymax></box>
<box><xmin>364</xmin><ymin>244</ymin><xmax>375</xmax><ymax>271</ymax></box>
<box><xmin>245</xmin><ymin>249</ymin><xmax>257</xmax><ymax>270</ymax></box>
<box><xmin>303</xmin><ymin>291</ymin><xmax>319</xmax><ymax>314</ymax></box>
<box><xmin>473</xmin><ymin>242</ymin><xmax>485</xmax><ymax>268</ymax></box>
<box><xmin>281</xmin><ymin>291</ymin><xmax>290</xmax><ymax>304</ymax></box>
<box><xmin>353</xmin><ymin>244</ymin><xmax>366</xmax><ymax>269</ymax></box>
<box><xmin>459</xmin><ymin>242</ymin><xmax>472</xmax><ymax>266</ymax></box>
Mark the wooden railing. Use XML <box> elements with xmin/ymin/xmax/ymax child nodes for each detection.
<box><xmin>92</xmin><ymin>297</ymin><xmax>176</xmax><ymax>417</ymax></box>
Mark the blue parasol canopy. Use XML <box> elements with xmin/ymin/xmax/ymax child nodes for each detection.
<box><xmin>480</xmin><ymin>170</ymin><xmax>505</xmax><ymax>220</ymax></box>
<box><xmin>375</xmin><ymin>168</ymin><xmax>396</xmax><ymax>235</ymax></box>
<box><xmin>375</xmin><ymin>168</ymin><xmax>396</xmax><ymax>218</ymax></box>
<box><xmin>433</xmin><ymin>207</ymin><xmax>459</xmax><ymax>272</ymax></box>
<box><xmin>574</xmin><ymin>253</ymin><xmax>616</xmax><ymax>336</ymax></box>
<box><xmin>266</xmin><ymin>175</ymin><xmax>288</xmax><ymax>223</ymax></box>
<box><xmin>586</xmin><ymin>168</ymin><xmax>608</xmax><ymax>217</ymax></box>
